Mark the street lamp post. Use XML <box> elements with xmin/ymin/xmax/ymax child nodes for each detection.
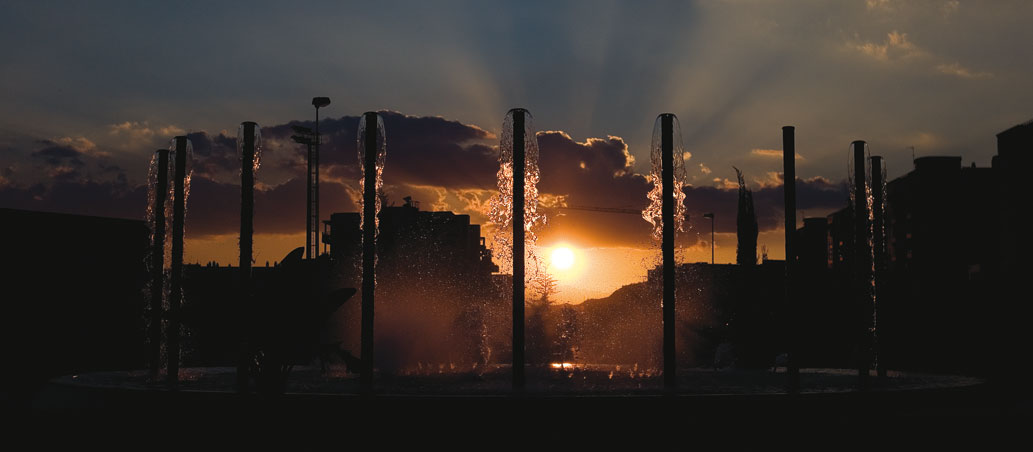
<box><xmin>292</xmin><ymin>126</ymin><xmax>316</xmax><ymax>259</ymax></box>
<box><xmin>305</xmin><ymin>97</ymin><xmax>330</xmax><ymax>260</ymax></box>
<box><xmin>703</xmin><ymin>212</ymin><xmax>715</xmax><ymax>264</ymax></box>
<box><xmin>312</xmin><ymin>97</ymin><xmax>331</xmax><ymax>258</ymax></box>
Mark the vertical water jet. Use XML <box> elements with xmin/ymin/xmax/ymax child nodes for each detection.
<box><xmin>358</xmin><ymin>112</ymin><xmax>386</xmax><ymax>392</ymax></box>
<box><xmin>512</xmin><ymin>109</ymin><xmax>526</xmax><ymax>390</ymax></box>
<box><xmin>851</xmin><ymin>140</ymin><xmax>873</xmax><ymax>390</ymax></box>
<box><xmin>487</xmin><ymin>108</ymin><xmax>546</xmax><ymax>390</ymax></box>
<box><xmin>237</xmin><ymin>121</ymin><xmax>261</xmax><ymax>392</ymax></box>
<box><xmin>660</xmin><ymin>114</ymin><xmax>676</xmax><ymax>390</ymax></box>
<box><xmin>642</xmin><ymin>114</ymin><xmax>686</xmax><ymax>390</ymax></box>
<box><xmin>643</xmin><ymin>116</ymin><xmax>687</xmax><ymax>242</ymax></box>
<box><xmin>640</xmin><ymin>114</ymin><xmax>687</xmax><ymax>390</ymax></box>
<box><xmin>167</xmin><ymin>136</ymin><xmax>192</xmax><ymax>386</ymax></box>
<box><xmin>870</xmin><ymin>155</ymin><xmax>885</xmax><ymax>378</ymax></box>
<box><xmin>783</xmin><ymin>126</ymin><xmax>800</xmax><ymax>393</ymax></box>
<box><xmin>147</xmin><ymin>149</ymin><xmax>169</xmax><ymax>380</ymax></box>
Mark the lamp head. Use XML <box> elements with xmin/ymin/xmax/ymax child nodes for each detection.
<box><xmin>312</xmin><ymin>97</ymin><xmax>331</xmax><ymax>108</ymax></box>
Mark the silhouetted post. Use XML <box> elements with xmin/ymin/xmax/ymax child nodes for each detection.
<box><xmin>703</xmin><ymin>213</ymin><xmax>715</xmax><ymax>264</ymax></box>
<box><xmin>852</xmin><ymin>140</ymin><xmax>871</xmax><ymax>390</ymax></box>
<box><xmin>167</xmin><ymin>136</ymin><xmax>188</xmax><ymax>386</ymax></box>
<box><xmin>238</xmin><ymin>121</ymin><xmax>257</xmax><ymax>392</ymax></box>
<box><xmin>361</xmin><ymin>112</ymin><xmax>378</xmax><ymax>392</ymax></box>
<box><xmin>512</xmin><ymin>109</ymin><xmax>526</xmax><ymax>391</ymax></box>
<box><xmin>783</xmin><ymin>126</ymin><xmax>800</xmax><ymax>393</ymax></box>
<box><xmin>149</xmin><ymin>149</ymin><xmax>168</xmax><ymax>380</ymax></box>
<box><xmin>870</xmin><ymin>155</ymin><xmax>885</xmax><ymax>378</ymax></box>
<box><xmin>661</xmin><ymin>113</ymin><xmax>676</xmax><ymax>391</ymax></box>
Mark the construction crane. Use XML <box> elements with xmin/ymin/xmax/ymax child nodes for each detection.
<box><xmin>546</xmin><ymin>204</ymin><xmax>690</xmax><ymax>222</ymax></box>
<box><xmin>552</xmin><ymin>205</ymin><xmax>643</xmax><ymax>215</ymax></box>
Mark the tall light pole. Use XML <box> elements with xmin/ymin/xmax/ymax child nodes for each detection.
<box><xmin>703</xmin><ymin>212</ymin><xmax>715</xmax><ymax>264</ymax></box>
<box><xmin>307</xmin><ymin>97</ymin><xmax>330</xmax><ymax>260</ymax></box>
<box><xmin>292</xmin><ymin>126</ymin><xmax>315</xmax><ymax>259</ymax></box>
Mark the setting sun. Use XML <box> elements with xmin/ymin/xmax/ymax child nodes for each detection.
<box><xmin>551</xmin><ymin>247</ymin><xmax>575</xmax><ymax>270</ymax></box>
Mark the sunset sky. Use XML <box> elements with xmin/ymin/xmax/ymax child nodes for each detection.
<box><xmin>2</xmin><ymin>1</ymin><xmax>1032</xmax><ymax>302</ymax></box>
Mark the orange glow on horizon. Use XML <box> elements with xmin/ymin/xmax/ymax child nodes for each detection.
<box><xmin>182</xmin><ymin>229</ymin><xmax>791</xmax><ymax>304</ymax></box>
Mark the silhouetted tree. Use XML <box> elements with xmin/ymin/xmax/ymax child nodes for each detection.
<box><xmin>533</xmin><ymin>274</ymin><xmax>560</xmax><ymax>305</ymax></box>
<box><xmin>527</xmin><ymin>274</ymin><xmax>559</xmax><ymax>365</ymax></box>
<box><xmin>735</xmin><ymin>167</ymin><xmax>758</xmax><ymax>266</ymax></box>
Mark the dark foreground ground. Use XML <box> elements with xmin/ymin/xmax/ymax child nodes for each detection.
<box><xmin>23</xmin><ymin>366</ymin><xmax>1032</xmax><ymax>435</ymax></box>
<box><xmin>2</xmin><ymin>365</ymin><xmax>1027</xmax><ymax>448</ymax></box>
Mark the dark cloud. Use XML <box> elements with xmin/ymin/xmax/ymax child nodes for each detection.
<box><xmin>172</xmin><ymin>175</ymin><xmax>357</xmax><ymax>238</ymax></box>
<box><xmin>2</xmin><ymin>112</ymin><xmax>850</xmax><ymax>248</ymax></box>
<box><xmin>262</xmin><ymin>111</ymin><xmax>498</xmax><ymax>189</ymax></box>
<box><xmin>31</xmin><ymin>141</ymin><xmax>89</xmax><ymax>182</ymax></box>
<box><xmin>4</xmin><ymin>140</ymin><xmax>138</xmax><ymax>217</ymax></box>
<box><xmin>681</xmin><ymin>174</ymin><xmax>847</xmax><ymax>234</ymax></box>
<box><xmin>33</xmin><ymin>143</ymin><xmax>86</xmax><ymax>168</ymax></box>
<box><xmin>531</xmin><ymin>132</ymin><xmax>848</xmax><ymax>247</ymax></box>
<box><xmin>1</xmin><ymin>112</ymin><xmax>494</xmax><ymax>239</ymax></box>
<box><xmin>532</xmin><ymin>131</ymin><xmax>655</xmax><ymax>247</ymax></box>
<box><xmin>0</xmin><ymin>179</ymin><xmax>146</xmax><ymax>220</ymax></box>
<box><xmin>185</xmin><ymin>131</ymin><xmax>238</xmax><ymax>178</ymax></box>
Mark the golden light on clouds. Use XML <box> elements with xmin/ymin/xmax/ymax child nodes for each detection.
<box><xmin>750</xmin><ymin>148</ymin><xmax>804</xmax><ymax>160</ymax></box>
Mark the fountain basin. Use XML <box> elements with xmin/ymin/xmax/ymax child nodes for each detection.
<box><xmin>32</xmin><ymin>366</ymin><xmax>993</xmax><ymax>425</ymax></box>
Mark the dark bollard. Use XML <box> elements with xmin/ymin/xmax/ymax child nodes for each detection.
<box><xmin>512</xmin><ymin>109</ymin><xmax>526</xmax><ymax>391</ymax></box>
<box><xmin>852</xmin><ymin>140</ymin><xmax>872</xmax><ymax>390</ymax></box>
<box><xmin>660</xmin><ymin>113</ymin><xmax>676</xmax><ymax>391</ymax></box>
<box><xmin>360</xmin><ymin>112</ymin><xmax>380</xmax><ymax>393</ymax></box>
<box><xmin>167</xmin><ymin>136</ymin><xmax>189</xmax><ymax>386</ymax></box>
<box><xmin>237</xmin><ymin>121</ymin><xmax>258</xmax><ymax>392</ymax></box>
<box><xmin>870</xmin><ymin>155</ymin><xmax>885</xmax><ymax>379</ymax></box>
<box><xmin>783</xmin><ymin>126</ymin><xmax>800</xmax><ymax>393</ymax></box>
<box><xmin>149</xmin><ymin>149</ymin><xmax>168</xmax><ymax>380</ymax></box>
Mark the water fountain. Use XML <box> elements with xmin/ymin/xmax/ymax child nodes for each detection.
<box><xmin>167</xmin><ymin>136</ymin><xmax>193</xmax><ymax>386</ymax></box>
<box><xmin>850</xmin><ymin>140</ymin><xmax>875</xmax><ymax>389</ymax></box>
<box><xmin>146</xmin><ymin>149</ymin><xmax>169</xmax><ymax>380</ymax></box>
<box><xmin>642</xmin><ymin>113</ymin><xmax>686</xmax><ymax>390</ymax></box>
<box><xmin>237</xmin><ymin>122</ymin><xmax>261</xmax><ymax>391</ymax></box>
<box><xmin>869</xmin><ymin>155</ymin><xmax>886</xmax><ymax>379</ymax></box>
<box><xmin>358</xmin><ymin>111</ymin><xmax>386</xmax><ymax>391</ymax></box>
<box><xmin>487</xmin><ymin>108</ymin><xmax>547</xmax><ymax>390</ymax></box>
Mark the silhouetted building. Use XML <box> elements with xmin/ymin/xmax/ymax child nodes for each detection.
<box><xmin>993</xmin><ymin>119</ymin><xmax>1033</xmax><ymax>168</ymax></box>
<box><xmin>326</xmin><ymin>198</ymin><xmax>505</xmax><ymax>368</ymax></box>
<box><xmin>991</xmin><ymin>120</ymin><xmax>1033</xmax><ymax>382</ymax></box>
<box><xmin>791</xmin><ymin>120</ymin><xmax>1033</xmax><ymax>375</ymax></box>
<box><xmin>0</xmin><ymin>208</ymin><xmax>148</xmax><ymax>406</ymax></box>
<box><xmin>825</xmin><ymin>206</ymin><xmax>853</xmax><ymax>275</ymax></box>
<box><xmin>795</xmin><ymin>217</ymin><xmax>829</xmax><ymax>274</ymax></box>
<box><xmin>328</xmin><ymin>198</ymin><xmax>498</xmax><ymax>283</ymax></box>
<box><xmin>878</xmin><ymin>156</ymin><xmax>1003</xmax><ymax>373</ymax></box>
